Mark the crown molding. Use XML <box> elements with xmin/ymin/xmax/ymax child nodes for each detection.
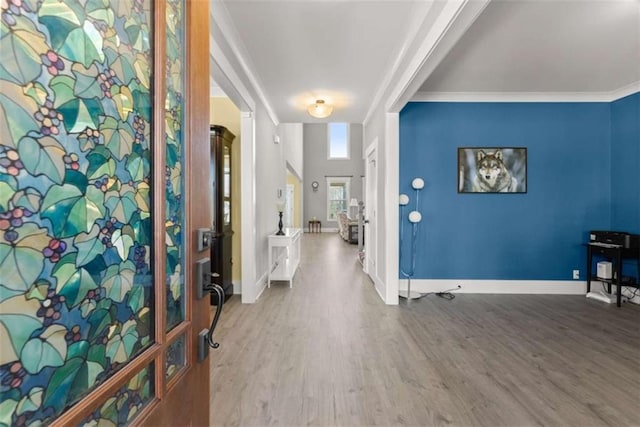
<box><xmin>209</xmin><ymin>83</ymin><xmax>227</xmax><ymax>98</ymax></box>
<box><xmin>211</xmin><ymin>3</ymin><xmax>280</xmax><ymax>125</ymax></box>
<box><xmin>384</xmin><ymin>0</ymin><xmax>491</xmax><ymax>114</ymax></box>
<box><xmin>209</xmin><ymin>34</ymin><xmax>255</xmax><ymax>112</ymax></box>
<box><xmin>609</xmin><ymin>80</ymin><xmax>640</xmax><ymax>102</ymax></box>
<box><xmin>363</xmin><ymin>2</ymin><xmax>436</xmax><ymax>127</ymax></box>
<box><xmin>411</xmin><ymin>81</ymin><xmax>640</xmax><ymax>103</ymax></box>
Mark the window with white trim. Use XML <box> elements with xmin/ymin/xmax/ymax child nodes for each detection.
<box><xmin>327</xmin><ymin>123</ymin><xmax>349</xmax><ymax>159</ymax></box>
<box><xmin>326</xmin><ymin>177</ymin><xmax>351</xmax><ymax>221</ymax></box>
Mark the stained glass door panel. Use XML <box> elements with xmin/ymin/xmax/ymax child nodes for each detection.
<box><xmin>0</xmin><ymin>0</ymin><xmax>211</xmax><ymax>425</ymax></box>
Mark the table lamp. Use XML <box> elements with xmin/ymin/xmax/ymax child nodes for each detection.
<box><xmin>276</xmin><ymin>202</ymin><xmax>285</xmax><ymax>235</ymax></box>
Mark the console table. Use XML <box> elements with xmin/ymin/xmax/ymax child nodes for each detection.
<box><xmin>268</xmin><ymin>228</ymin><xmax>301</xmax><ymax>288</ymax></box>
<box><xmin>308</xmin><ymin>220</ymin><xmax>321</xmax><ymax>233</ymax></box>
<box><xmin>586</xmin><ymin>243</ymin><xmax>640</xmax><ymax>307</ymax></box>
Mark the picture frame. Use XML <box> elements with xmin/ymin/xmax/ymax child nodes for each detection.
<box><xmin>458</xmin><ymin>147</ymin><xmax>527</xmax><ymax>193</ymax></box>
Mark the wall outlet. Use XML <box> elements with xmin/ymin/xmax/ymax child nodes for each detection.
<box><xmin>573</xmin><ymin>270</ymin><xmax>580</xmax><ymax>280</ymax></box>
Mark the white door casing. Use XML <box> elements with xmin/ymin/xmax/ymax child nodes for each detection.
<box><xmin>365</xmin><ymin>140</ymin><xmax>378</xmax><ymax>282</ymax></box>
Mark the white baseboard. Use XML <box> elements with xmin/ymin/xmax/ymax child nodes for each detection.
<box><xmin>621</xmin><ymin>287</ymin><xmax>640</xmax><ymax>305</ymax></box>
<box><xmin>373</xmin><ymin>283</ymin><xmax>384</xmax><ymax>302</ymax></box>
<box><xmin>254</xmin><ymin>272</ymin><xmax>267</xmax><ymax>302</ymax></box>
<box><xmin>399</xmin><ymin>279</ymin><xmax>587</xmax><ymax>295</ymax></box>
<box><xmin>304</xmin><ymin>228</ymin><xmax>338</xmax><ymax>233</ymax></box>
<box><xmin>591</xmin><ymin>280</ymin><xmax>640</xmax><ymax>305</ymax></box>
<box><xmin>233</xmin><ymin>281</ymin><xmax>242</xmax><ymax>294</ymax></box>
<box><xmin>368</xmin><ymin>273</ymin><xmax>388</xmax><ymax>303</ymax></box>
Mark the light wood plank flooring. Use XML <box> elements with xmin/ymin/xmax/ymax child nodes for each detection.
<box><xmin>210</xmin><ymin>233</ymin><xmax>640</xmax><ymax>427</ymax></box>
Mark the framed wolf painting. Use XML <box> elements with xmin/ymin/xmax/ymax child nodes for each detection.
<box><xmin>458</xmin><ymin>147</ymin><xmax>527</xmax><ymax>193</ymax></box>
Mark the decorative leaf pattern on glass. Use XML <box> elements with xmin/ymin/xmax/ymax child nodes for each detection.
<box><xmin>165</xmin><ymin>334</ymin><xmax>185</xmax><ymax>381</ymax></box>
<box><xmin>79</xmin><ymin>364</ymin><xmax>153</xmax><ymax>427</ymax></box>
<box><xmin>165</xmin><ymin>0</ymin><xmax>185</xmax><ymax>332</ymax></box>
<box><xmin>0</xmin><ymin>0</ymin><xmax>154</xmax><ymax>424</ymax></box>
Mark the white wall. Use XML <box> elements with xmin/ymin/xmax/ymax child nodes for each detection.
<box><xmin>362</xmin><ymin>2</ymin><xmax>489</xmax><ymax>304</ymax></box>
<box><xmin>363</xmin><ymin>106</ymin><xmax>396</xmax><ymax>303</ymax></box>
<box><xmin>279</xmin><ymin>123</ymin><xmax>303</xmax><ymax>179</ymax></box>
<box><xmin>211</xmin><ymin>10</ymin><xmax>285</xmax><ymax>302</ymax></box>
<box><xmin>254</xmin><ymin>105</ymin><xmax>282</xmax><ymax>283</ymax></box>
<box><xmin>304</xmin><ymin>123</ymin><xmax>364</xmax><ymax>228</ymax></box>
<box><xmin>211</xmin><ymin>0</ymin><xmax>486</xmax><ymax>304</ymax></box>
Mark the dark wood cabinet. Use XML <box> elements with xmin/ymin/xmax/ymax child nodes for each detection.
<box><xmin>210</xmin><ymin>125</ymin><xmax>234</xmax><ymax>304</ymax></box>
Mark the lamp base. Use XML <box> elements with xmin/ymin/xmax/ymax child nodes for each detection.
<box><xmin>276</xmin><ymin>211</ymin><xmax>284</xmax><ymax>235</ymax></box>
<box><xmin>398</xmin><ymin>290</ymin><xmax>424</xmax><ymax>300</ymax></box>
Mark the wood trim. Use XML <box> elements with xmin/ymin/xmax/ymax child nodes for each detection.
<box><xmin>164</xmin><ymin>321</ymin><xmax>190</xmax><ymax>391</ymax></box>
<box><xmin>129</xmin><ymin>397</ymin><xmax>160</xmax><ymax>427</ymax></box>
<box><xmin>183</xmin><ymin>0</ymin><xmax>193</xmax><ymax>369</ymax></box>
<box><xmin>47</xmin><ymin>0</ymin><xmax>212</xmax><ymax>424</ymax></box>
<box><xmin>166</xmin><ymin>320</ymin><xmax>189</xmax><ymax>343</ymax></box>
<box><xmin>165</xmin><ymin>363</ymin><xmax>189</xmax><ymax>392</ymax></box>
<box><xmin>49</xmin><ymin>0</ymin><xmax>171</xmax><ymax>422</ymax></box>
<box><xmin>139</xmin><ymin>0</ymin><xmax>211</xmax><ymax>423</ymax></box>
<box><xmin>185</xmin><ymin>0</ymin><xmax>211</xmax><ymax>423</ymax></box>
<box><xmin>50</xmin><ymin>344</ymin><xmax>161</xmax><ymax>427</ymax></box>
<box><xmin>152</xmin><ymin>0</ymin><xmax>168</xmax><ymax>401</ymax></box>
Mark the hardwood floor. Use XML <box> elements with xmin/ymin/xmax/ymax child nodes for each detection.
<box><xmin>210</xmin><ymin>233</ymin><xmax>640</xmax><ymax>427</ymax></box>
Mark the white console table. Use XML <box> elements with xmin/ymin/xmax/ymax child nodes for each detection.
<box><xmin>267</xmin><ymin>228</ymin><xmax>301</xmax><ymax>288</ymax></box>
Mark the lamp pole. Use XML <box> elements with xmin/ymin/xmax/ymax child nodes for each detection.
<box><xmin>399</xmin><ymin>178</ymin><xmax>425</xmax><ymax>301</ymax></box>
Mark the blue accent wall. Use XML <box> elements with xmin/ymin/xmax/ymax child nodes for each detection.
<box><xmin>611</xmin><ymin>92</ymin><xmax>640</xmax><ymax>234</ymax></box>
<box><xmin>399</xmin><ymin>102</ymin><xmax>613</xmax><ymax>280</ymax></box>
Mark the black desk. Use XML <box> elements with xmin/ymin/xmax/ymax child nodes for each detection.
<box><xmin>586</xmin><ymin>243</ymin><xmax>640</xmax><ymax>307</ymax></box>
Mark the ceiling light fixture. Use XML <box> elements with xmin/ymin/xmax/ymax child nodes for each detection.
<box><xmin>307</xmin><ymin>99</ymin><xmax>333</xmax><ymax>118</ymax></box>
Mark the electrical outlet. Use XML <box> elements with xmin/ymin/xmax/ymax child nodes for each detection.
<box><xmin>573</xmin><ymin>270</ymin><xmax>580</xmax><ymax>280</ymax></box>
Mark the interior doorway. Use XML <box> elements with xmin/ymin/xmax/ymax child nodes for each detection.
<box><xmin>210</xmin><ymin>38</ymin><xmax>258</xmax><ymax>304</ymax></box>
<box><xmin>286</xmin><ymin>166</ymin><xmax>302</xmax><ymax>229</ymax></box>
<box><xmin>209</xmin><ymin>125</ymin><xmax>235</xmax><ymax>302</ymax></box>
<box><xmin>210</xmin><ymin>95</ymin><xmax>243</xmax><ymax>299</ymax></box>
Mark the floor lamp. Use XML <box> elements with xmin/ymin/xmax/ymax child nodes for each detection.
<box><xmin>399</xmin><ymin>178</ymin><xmax>425</xmax><ymax>301</ymax></box>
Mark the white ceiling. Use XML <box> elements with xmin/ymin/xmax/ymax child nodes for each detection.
<box><xmin>419</xmin><ymin>1</ymin><xmax>640</xmax><ymax>95</ymax></box>
<box><xmin>212</xmin><ymin>0</ymin><xmax>428</xmax><ymax>123</ymax></box>
<box><xmin>211</xmin><ymin>1</ymin><xmax>640</xmax><ymax>123</ymax></box>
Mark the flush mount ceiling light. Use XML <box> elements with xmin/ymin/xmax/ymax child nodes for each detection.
<box><xmin>307</xmin><ymin>99</ymin><xmax>333</xmax><ymax>118</ymax></box>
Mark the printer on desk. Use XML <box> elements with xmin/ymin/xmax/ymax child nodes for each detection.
<box><xmin>589</xmin><ymin>230</ymin><xmax>639</xmax><ymax>249</ymax></box>
<box><xmin>586</xmin><ymin>230</ymin><xmax>640</xmax><ymax>306</ymax></box>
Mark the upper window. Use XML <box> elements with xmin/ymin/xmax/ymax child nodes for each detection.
<box><xmin>328</xmin><ymin>123</ymin><xmax>349</xmax><ymax>159</ymax></box>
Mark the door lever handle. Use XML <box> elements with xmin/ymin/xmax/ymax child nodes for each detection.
<box><xmin>204</xmin><ymin>283</ymin><xmax>224</xmax><ymax>349</ymax></box>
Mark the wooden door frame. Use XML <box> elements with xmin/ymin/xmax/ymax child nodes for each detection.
<box><xmin>50</xmin><ymin>1</ymin><xmax>212</xmax><ymax>425</ymax></box>
<box><xmin>140</xmin><ymin>0</ymin><xmax>211</xmax><ymax>423</ymax></box>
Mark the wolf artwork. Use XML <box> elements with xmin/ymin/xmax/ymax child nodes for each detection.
<box><xmin>472</xmin><ymin>150</ymin><xmax>518</xmax><ymax>192</ymax></box>
<box><xmin>458</xmin><ymin>147</ymin><xmax>526</xmax><ymax>193</ymax></box>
